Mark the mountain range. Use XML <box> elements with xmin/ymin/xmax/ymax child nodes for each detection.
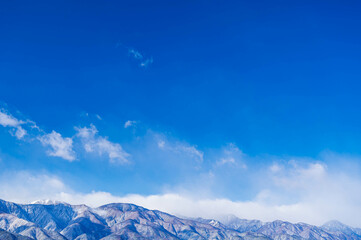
<box><xmin>0</xmin><ymin>199</ymin><xmax>360</xmax><ymax>240</ymax></box>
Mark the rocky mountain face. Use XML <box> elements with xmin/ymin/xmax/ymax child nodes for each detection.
<box><xmin>0</xmin><ymin>199</ymin><xmax>360</xmax><ymax>240</ymax></box>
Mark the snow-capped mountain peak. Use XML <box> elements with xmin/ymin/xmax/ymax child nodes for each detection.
<box><xmin>30</xmin><ymin>199</ymin><xmax>67</xmax><ymax>205</ymax></box>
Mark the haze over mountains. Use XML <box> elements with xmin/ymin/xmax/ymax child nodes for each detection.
<box><xmin>0</xmin><ymin>199</ymin><xmax>360</xmax><ymax>240</ymax></box>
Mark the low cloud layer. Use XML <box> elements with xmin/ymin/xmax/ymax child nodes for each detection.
<box><xmin>1</xmin><ymin>158</ymin><xmax>361</xmax><ymax>228</ymax></box>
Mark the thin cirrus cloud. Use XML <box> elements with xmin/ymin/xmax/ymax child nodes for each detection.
<box><xmin>127</xmin><ymin>47</ymin><xmax>153</xmax><ymax>68</ymax></box>
<box><xmin>115</xmin><ymin>42</ymin><xmax>154</xmax><ymax>68</ymax></box>
<box><xmin>215</xmin><ymin>143</ymin><xmax>247</xmax><ymax>169</ymax></box>
<box><xmin>75</xmin><ymin>124</ymin><xmax>130</xmax><ymax>164</ymax></box>
<box><xmin>156</xmin><ymin>134</ymin><xmax>204</xmax><ymax>164</ymax></box>
<box><xmin>129</xmin><ymin>49</ymin><xmax>143</xmax><ymax>59</ymax></box>
<box><xmin>140</xmin><ymin>57</ymin><xmax>153</xmax><ymax>68</ymax></box>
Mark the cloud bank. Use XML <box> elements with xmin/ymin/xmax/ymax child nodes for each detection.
<box><xmin>1</xmin><ymin>158</ymin><xmax>361</xmax><ymax>228</ymax></box>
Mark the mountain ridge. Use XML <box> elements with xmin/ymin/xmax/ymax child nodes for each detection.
<box><xmin>0</xmin><ymin>199</ymin><xmax>360</xmax><ymax>240</ymax></box>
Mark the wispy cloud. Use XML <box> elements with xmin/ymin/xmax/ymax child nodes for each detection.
<box><xmin>76</xmin><ymin>124</ymin><xmax>130</xmax><ymax>164</ymax></box>
<box><xmin>129</xmin><ymin>49</ymin><xmax>143</xmax><ymax>59</ymax></box>
<box><xmin>126</xmin><ymin>46</ymin><xmax>153</xmax><ymax>68</ymax></box>
<box><xmin>217</xmin><ymin>157</ymin><xmax>236</xmax><ymax>165</ymax></box>
<box><xmin>156</xmin><ymin>134</ymin><xmax>204</xmax><ymax>164</ymax></box>
<box><xmin>140</xmin><ymin>57</ymin><xmax>153</xmax><ymax>68</ymax></box>
<box><xmin>124</xmin><ymin>120</ymin><xmax>136</xmax><ymax>128</ymax></box>
<box><xmin>215</xmin><ymin>143</ymin><xmax>246</xmax><ymax>168</ymax></box>
<box><xmin>0</xmin><ymin>109</ymin><xmax>27</xmax><ymax>139</ymax></box>
<box><xmin>38</xmin><ymin>131</ymin><xmax>76</xmax><ymax>161</ymax></box>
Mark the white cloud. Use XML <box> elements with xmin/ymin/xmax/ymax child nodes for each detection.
<box><xmin>0</xmin><ymin>108</ymin><xmax>77</xmax><ymax>160</ymax></box>
<box><xmin>38</xmin><ymin>131</ymin><xmax>76</xmax><ymax>161</ymax></box>
<box><xmin>0</xmin><ymin>110</ymin><xmax>22</xmax><ymax>126</ymax></box>
<box><xmin>0</xmin><ymin>110</ymin><xmax>27</xmax><ymax>139</ymax></box>
<box><xmin>124</xmin><ymin>120</ymin><xmax>136</xmax><ymax>128</ymax></box>
<box><xmin>76</xmin><ymin>124</ymin><xmax>130</xmax><ymax>164</ymax></box>
<box><xmin>0</xmin><ymin>107</ymin><xmax>131</xmax><ymax>164</ymax></box>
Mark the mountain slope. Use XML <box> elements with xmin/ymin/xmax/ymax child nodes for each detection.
<box><xmin>0</xmin><ymin>199</ymin><xmax>360</xmax><ymax>240</ymax></box>
<box><xmin>321</xmin><ymin>220</ymin><xmax>361</xmax><ymax>239</ymax></box>
<box><xmin>0</xmin><ymin>228</ymin><xmax>33</xmax><ymax>240</ymax></box>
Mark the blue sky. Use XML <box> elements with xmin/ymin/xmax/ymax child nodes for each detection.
<box><xmin>1</xmin><ymin>0</ymin><xmax>361</xmax><ymax>226</ymax></box>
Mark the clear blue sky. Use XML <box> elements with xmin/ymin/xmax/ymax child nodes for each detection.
<box><xmin>1</xmin><ymin>0</ymin><xmax>361</xmax><ymax>225</ymax></box>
